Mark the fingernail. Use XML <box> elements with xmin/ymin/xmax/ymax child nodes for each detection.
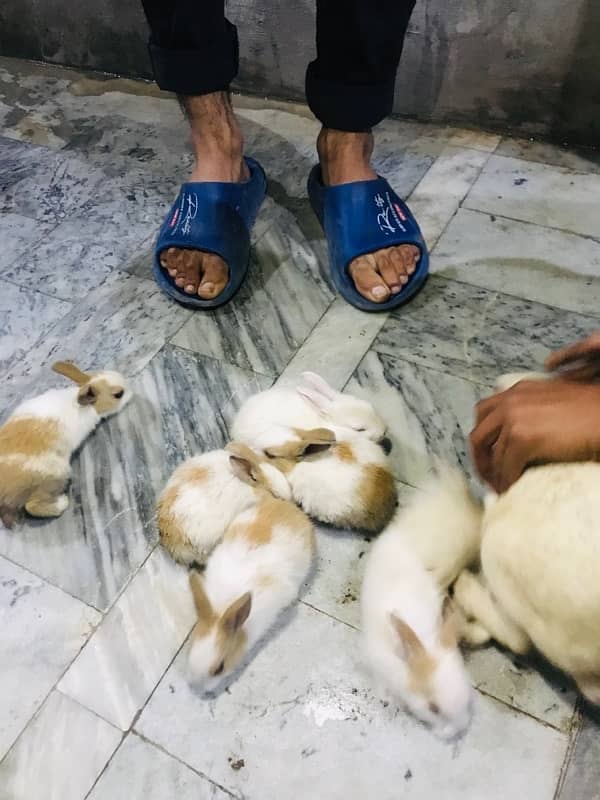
<box><xmin>372</xmin><ymin>285</ymin><xmax>388</xmax><ymax>299</ymax></box>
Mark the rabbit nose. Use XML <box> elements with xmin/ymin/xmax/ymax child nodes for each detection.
<box><xmin>378</xmin><ymin>437</ymin><xmax>392</xmax><ymax>455</ymax></box>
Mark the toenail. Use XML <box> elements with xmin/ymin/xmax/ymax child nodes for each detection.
<box><xmin>372</xmin><ymin>285</ymin><xmax>388</xmax><ymax>299</ymax></box>
<box><xmin>184</xmin><ymin>284</ymin><xmax>195</xmax><ymax>293</ymax></box>
<box><xmin>200</xmin><ymin>282</ymin><xmax>214</xmax><ymax>293</ymax></box>
<box><xmin>391</xmin><ymin>286</ymin><xmax>400</xmax><ymax>294</ymax></box>
<box><xmin>168</xmin><ymin>269</ymin><xmax>177</xmax><ymax>277</ymax></box>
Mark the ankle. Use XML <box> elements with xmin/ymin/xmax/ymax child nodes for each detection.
<box><xmin>180</xmin><ymin>92</ymin><xmax>246</xmax><ymax>182</ymax></box>
<box><xmin>317</xmin><ymin>128</ymin><xmax>376</xmax><ymax>186</ymax></box>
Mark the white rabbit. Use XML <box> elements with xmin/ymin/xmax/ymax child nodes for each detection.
<box><xmin>361</xmin><ymin>493</ymin><xmax>473</xmax><ymax>739</ymax></box>
<box><xmin>267</xmin><ymin>426</ymin><xmax>397</xmax><ymax>533</ymax></box>
<box><xmin>452</xmin><ymin>370</ymin><xmax>600</xmax><ymax>704</ymax></box>
<box><xmin>398</xmin><ymin>464</ymin><xmax>483</xmax><ymax>591</ymax></box>
<box><xmin>231</xmin><ymin>371</ymin><xmax>389</xmax><ymax>455</ymax></box>
<box><xmin>0</xmin><ymin>361</ymin><xmax>131</xmax><ymax>526</ymax></box>
<box><xmin>187</xmin><ymin>494</ymin><xmax>315</xmax><ymax>692</ymax></box>
<box><xmin>157</xmin><ymin>443</ymin><xmax>292</xmax><ymax>566</ymax></box>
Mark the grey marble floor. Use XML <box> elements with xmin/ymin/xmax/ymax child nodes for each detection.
<box><xmin>1</xmin><ymin>56</ymin><xmax>599</xmax><ymax>800</ymax></box>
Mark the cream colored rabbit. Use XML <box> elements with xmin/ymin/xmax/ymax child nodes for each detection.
<box><xmin>453</xmin><ymin>371</ymin><xmax>600</xmax><ymax>704</ymax></box>
<box><xmin>0</xmin><ymin>361</ymin><xmax>131</xmax><ymax>526</ymax></box>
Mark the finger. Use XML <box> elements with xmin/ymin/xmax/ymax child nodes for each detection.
<box><xmin>546</xmin><ymin>332</ymin><xmax>600</xmax><ymax>371</ymax></box>
<box><xmin>491</xmin><ymin>429</ymin><xmax>528</xmax><ymax>494</ymax></box>
<box><xmin>554</xmin><ymin>363</ymin><xmax>600</xmax><ymax>383</ymax></box>
<box><xmin>470</xmin><ymin>408</ymin><xmax>504</xmax><ymax>484</ymax></box>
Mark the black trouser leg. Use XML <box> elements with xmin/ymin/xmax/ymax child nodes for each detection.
<box><xmin>140</xmin><ymin>0</ymin><xmax>238</xmax><ymax>96</ymax></box>
<box><xmin>306</xmin><ymin>0</ymin><xmax>417</xmax><ymax>132</ymax></box>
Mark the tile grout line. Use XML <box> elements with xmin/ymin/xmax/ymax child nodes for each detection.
<box><xmin>552</xmin><ymin>703</ymin><xmax>584</xmax><ymax>800</ymax></box>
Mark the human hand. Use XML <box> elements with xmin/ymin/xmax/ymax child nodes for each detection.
<box><xmin>470</xmin><ymin>379</ymin><xmax>600</xmax><ymax>493</ymax></box>
<box><xmin>546</xmin><ymin>331</ymin><xmax>600</xmax><ymax>382</ymax></box>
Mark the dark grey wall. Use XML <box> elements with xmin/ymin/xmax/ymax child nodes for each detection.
<box><xmin>1</xmin><ymin>0</ymin><xmax>598</xmax><ymax>145</ymax></box>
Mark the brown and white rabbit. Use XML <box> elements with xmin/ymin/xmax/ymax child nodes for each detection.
<box><xmin>267</xmin><ymin>427</ymin><xmax>398</xmax><ymax>533</ymax></box>
<box><xmin>0</xmin><ymin>361</ymin><xmax>131</xmax><ymax>526</ymax></box>
<box><xmin>231</xmin><ymin>372</ymin><xmax>390</xmax><ymax>456</ymax></box>
<box><xmin>187</xmin><ymin>494</ymin><xmax>315</xmax><ymax>692</ymax></box>
<box><xmin>361</xmin><ymin>487</ymin><xmax>473</xmax><ymax>740</ymax></box>
<box><xmin>157</xmin><ymin>443</ymin><xmax>292</xmax><ymax>566</ymax></box>
<box><xmin>453</xmin><ymin>370</ymin><xmax>600</xmax><ymax>704</ymax></box>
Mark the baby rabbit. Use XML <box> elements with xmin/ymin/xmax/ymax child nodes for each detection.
<box><xmin>269</xmin><ymin>427</ymin><xmax>397</xmax><ymax>533</ymax></box>
<box><xmin>361</xmin><ymin>487</ymin><xmax>473</xmax><ymax>740</ymax></box>
<box><xmin>0</xmin><ymin>361</ymin><xmax>131</xmax><ymax>526</ymax></box>
<box><xmin>157</xmin><ymin>443</ymin><xmax>291</xmax><ymax>566</ymax></box>
<box><xmin>187</xmin><ymin>494</ymin><xmax>315</xmax><ymax>692</ymax></box>
<box><xmin>231</xmin><ymin>371</ymin><xmax>390</xmax><ymax>455</ymax></box>
<box><xmin>453</xmin><ymin>371</ymin><xmax>600</xmax><ymax>703</ymax></box>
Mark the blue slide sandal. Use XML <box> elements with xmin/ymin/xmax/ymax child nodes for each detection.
<box><xmin>153</xmin><ymin>157</ymin><xmax>267</xmax><ymax>309</ymax></box>
<box><xmin>307</xmin><ymin>166</ymin><xmax>429</xmax><ymax>312</ymax></box>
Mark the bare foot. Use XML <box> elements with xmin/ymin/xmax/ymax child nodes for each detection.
<box><xmin>317</xmin><ymin>129</ymin><xmax>420</xmax><ymax>304</ymax></box>
<box><xmin>160</xmin><ymin>92</ymin><xmax>248</xmax><ymax>300</ymax></box>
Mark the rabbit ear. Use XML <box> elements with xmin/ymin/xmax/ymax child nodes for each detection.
<box><xmin>296</xmin><ymin>386</ymin><xmax>331</xmax><ymax>414</ymax></box>
<box><xmin>389</xmin><ymin>613</ymin><xmax>428</xmax><ymax>663</ymax></box>
<box><xmin>440</xmin><ymin>596</ymin><xmax>458</xmax><ymax>648</ymax></box>
<box><xmin>300</xmin><ymin>372</ymin><xmax>337</xmax><ymax>400</ymax></box>
<box><xmin>189</xmin><ymin>572</ymin><xmax>215</xmax><ymax>622</ymax></box>
<box><xmin>77</xmin><ymin>384</ymin><xmax>98</xmax><ymax>406</ymax></box>
<box><xmin>220</xmin><ymin>592</ymin><xmax>252</xmax><ymax>635</ymax></box>
<box><xmin>229</xmin><ymin>454</ymin><xmax>262</xmax><ymax>485</ymax></box>
<box><xmin>52</xmin><ymin>361</ymin><xmax>92</xmax><ymax>386</ymax></box>
<box><xmin>265</xmin><ymin>427</ymin><xmax>336</xmax><ymax>458</ymax></box>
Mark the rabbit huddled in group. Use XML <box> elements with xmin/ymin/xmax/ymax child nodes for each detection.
<box><xmin>157</xmin><ymin>443</ymin><xmax>292</xmax><ymax>566</ymax></box>
<box><xmin>231</xmin><ymin>371</ymin><xmax>390</xmax><ymax>455</ymax></box>
<box><xmin>187</xmin><ymin>493</ymin><xmax>315</xmax><ymax>692</ymax></box>
<box><xmin>0</xmin><ymin>361</ymin><xmax>131</xmax><ymax>527</ymax></box>
<box><xmin>232</xmin><ymin>373</ymin><xmax>396</xmax><ymax>533</ymax></box>
<box><xmin>361</xmin><ymin>479</ymin><xmax>473</xmax><ymax>739</ymax></box>
<box><xmin>453</xmin><ymin>371</ymin><xmax>600</xmax><ymax>705</ymax></box>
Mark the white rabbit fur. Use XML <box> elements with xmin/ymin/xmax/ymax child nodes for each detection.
<box><xmin>270</xmin><ymin>427</ymin><xmax>397</xmax><ymax>533</ymax></box>
<box><xmin>0</xmin><ymin>361</ymin><xmax>131</xmax><ymax>526</ymax></box>
<box><xmin>187</xmin><ymin>494</ymin><xmax>315</xmax><ymax>692</ymax></box>
<box><xmin>231</xmin><ymin>371</ymin><xmax>388</xmax><ymax>454</ymax></box>
<box><xmin>453</xmin><ymin>369</ymin><xmax>600</xmax><ymax>704</ymax></box>
<box><xmin>398</xmin><ymin>465</ymin><xmax>483</xmax><ymax>591</ymax></box>
<box><xmin>157</xmin><ymin>443</ymin><xmax>292</xmax><ymax>566</ymax></box>
<box><xmin>361</xmin><ymin>489</ymin><xmax>473</xmax><ymax>740</ymax></box>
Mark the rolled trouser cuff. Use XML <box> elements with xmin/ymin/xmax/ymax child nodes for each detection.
<box><xmin>305</xmin><ymin>61</ymin><xmax>396</xmax><ymax>132</ymax></box>
<box><xmin>148</xmin><ymin>20</ymin><xmax>239</xmax><ymax>96</ymax></box>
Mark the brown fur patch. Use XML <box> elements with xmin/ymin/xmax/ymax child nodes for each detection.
<box><xmin>82</xmin><ymin>378</ymin><xmax>125</xmax><ymax>415</ymax></box>
<box><xmin>52</xmin><ymin>361</ymin><xmax>91</xmax><ymax>385</ymax></box>
<box><xmin>391</xmin><ymin>615</ymin><xmax>436</xmax><ymax>694</ymax></box>
<box><xmin>228</xmin><ymin>496</ymin><xmax>314</xmax><ymax>550</ymax></box>
<box><xmin>266</xmin><ymin>428</ymin><xmax>335</xmax><ymax>459</ymax></box>
<box><xmin>0</xmin><ymin>417</ymin><xmax>61</xmax><ymax>457</ymax></box>
<box><xmin>335</xmin><ymin>442</ymin><xmax>357</xmax><ymax>463</ymax></box>
<box><xmin>355</xmin><ymin>465</ymin><xmax>398</xmax><ymax>533</ymax></box>
<box><xmin>157</xmin><ymin>474</ymin><xmax>208</xmax><ymax>565</ymax></box>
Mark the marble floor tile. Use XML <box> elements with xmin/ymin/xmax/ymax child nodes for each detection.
<box><xmin>556</xmin><ymin>711</ymin><xmax>600</xmax><ymax>799</ymax></box>
<box><xmin>171</xmin><ymin>222</ymin><xmax>333</xmax><ymax>377</ymax></box>
<box><xmin>0</xmin><ymin>279</ymin><xmax>71</xmax><ymax>379</ymax></box>
<box><xmin>464</xmin><ymin>155</ymin><xmax>600</xmax><ymax>238</ymax></box>
<box><xmin>466</xmin><ymin>648</ymin><xmax>576</xmax><ymax>732</ymax></box>
<box><xmin>59</xmin><ymin>548</ymin><xmax>195</xmax><ymax>730</ymax></box>
<box><xmin>0</xmin><ymin>346</ymin><xmax>270</xmax><ymax>609</ymax></box>
<box><xmin>407</xmin><ymin>146</ymin><xmax>491</xmax><ymax>246</ymax></box>
<box><xmin>0</xmin><ymin>212</ymin><xmax>57</xmax><ymax>271</ymax></box>
<box><xmin>277</xmin><ymin>297</ymin><xmax>388</xmax><ymax>390</ymax></box>
<box><xmin>371</xmin><ymin>275</ymin><xmax>600</xmax><ymax>387</ymax></box>
<box><xmin>0</xmin><ymin>557</ymin><xmax>100</xmax><ymax>758</ymax></box>
<box><xmin>137</xmin><ymin>603</ymin><xmax>567</xmax><ymax>800</ymax></box>
<box><xmin>346</xmin><ymin>350</ymin><xmax>484</xmax><ymax>487</ymax></box>
<box><xmin>303</xmin><ymin>483</ymin><xmax>414</xmax><ymax>629</ymax></box>
<box><xmin>88</xmin><ymin>733</ymin><xmax>230</xmax><ymax>800</ymax></box>
<box><xmin>496</xmin><ymin>136</ymin><xmax>600</xmax><ymax>174</ymax></box>
<box><xmin>0</xmin><ymin>690</ymin><xmax>121</xmax><ymax>800</ymax></box>
<box><xmin>1</xmin><ymin>272</ymin><xmax>190</xmax><ymax>415</ymax></box>
<box><xmin>431</xmin><ymin>208</ymin><xmax>600</xmax><ymax>317</ymax></box>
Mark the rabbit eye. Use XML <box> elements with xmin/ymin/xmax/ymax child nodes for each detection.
<box><xmin>428</xmin><ymin>701</ymin><xmax>440</xmax><ymax>715</ymax></box>
<box><xmin>211</xmin><ymin>660</ymin><xmax>225</xmax><ymax>677</ymax></box>
<box><xmin>355</xmin><ymin>427</ymin><xmax>367</xmax><ymax>432</ymax></box>
<box><xmin>113</xmin><ymin>389</ymin><xmax>124</xmax><ymax>399</ymax></box>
